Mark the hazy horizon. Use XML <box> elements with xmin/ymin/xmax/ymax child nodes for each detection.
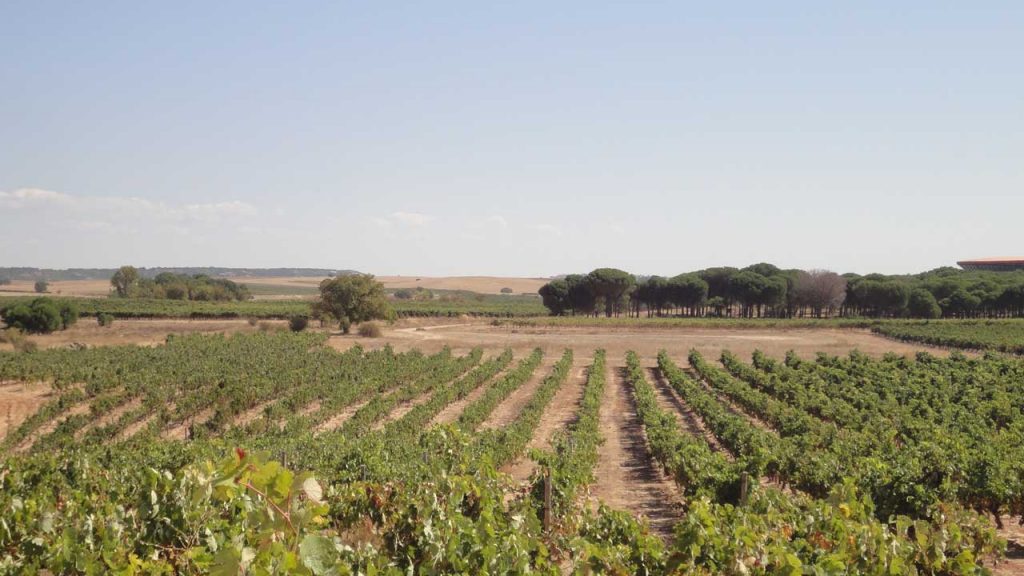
<box><xmin>3</xmin><ymin>2</ymin><xmax>1022</xmax><ymax>276</ymax></box>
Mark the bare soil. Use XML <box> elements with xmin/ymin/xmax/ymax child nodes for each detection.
<box><xmin>996</xmin><ymin>516</ymin><xmax>1024</xmax><ymax>575</ymax></box>
<box><xmin>162</xmin><ymin>408</ymin><xmax>215</xmax><ymax>441</ymax></box>
<box><xmin>373</xmin><ymin>390</ymin><xmax>435</xmax><ymax>431</ymax></box>
<box><xmin>504</xmin><ymin>362</ymin><xmax>588</xmax><ymax>482</ymax></box>
<box><xmin>430</xmin><ymin>357</ymin><xmax>516</xmax><ymax>426</ymax></box>
<box><xmin>76</xmin><ymin>396</ymin><xmax>142</xmax><ymax>440</ymax></box>
<box><xmin>16</xmin><ymin>400</ymin><xmax>92</xmax><ymax>452</ymax></box>
<box><xmin>0</xmin><ymin>382</ymin><xmax>53</xmax><ymax>442</ymax></box>
<box><xmin>478</xmin><ymin>360</ymin><xmax>551</xmax><ymax>431</ymax></box>
<box><xmin>315</xmin><ymin>398</ymin><xmax>373</xmax><ymax>434</ymax></box>
<box><xmin>590</xmin><ymin>364</ymin><xmax>683</xmax><ymax>539</ymax></box>
<box><xmin>648</xmin><ymin>367</ymin><xmax>732</xmax><ymax>458</ymax></box>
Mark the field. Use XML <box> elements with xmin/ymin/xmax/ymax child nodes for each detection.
<box><xmin>872</xmin><ymin>320</ymin><xmax>1024</xmax><ymax>355</ymax></box>
<box><xmin>0</xmin><ymin>275</ymin><xmax>548</xmax><ymax>298</ymax></box>
<box><xmin>2</xmin><ymin>320</ymin><xmax>1023</xmax><ymax>574</ymax></box>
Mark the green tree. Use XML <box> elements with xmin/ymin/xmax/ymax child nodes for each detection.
<box><xmin>538</xmin><ymin>279</ymin><xmax>571</xmax><ymax>316</ymax></box>
<box><xmin>111</xmin><ymin>266</ymin><xmax>140</xmax><ymax>297</ymax></box>
<box><xmin>668</xmin><ymin>274</ymin><xmax>708</xmax><ymax>316</ymax></box>
<box><xmin>907</xmin><ymin>288</ymin><xmax>942</xmax><ymax>319</ymax></box>
<box><xmin>1</xmin><ymin>298</ymin><xmax>63</xmax><ymax>333</ymax></box>
<box><xmin>315</xmin><ymin>274</ymin><xmax>392</xmax><ymax>333</ymax></box>
<box><xmin>565</xmin><ymin>274</ymin><xmax>597</xmax><ymax>316</ymax></box>
<box><xmin>585</xmin><ymin>268</ymin><xmax>636</xmax><ymax>317</ymax></box>
<box><xmin>34</xmin><ymin>279</ymin><xmax>48</xmax><ymax>293</ymax></box>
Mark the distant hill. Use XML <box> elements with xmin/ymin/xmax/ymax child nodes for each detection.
<box><xmin>0</xmin><ymin>267</ymin><xmax>357</xmax><ymax>281</ymax></box>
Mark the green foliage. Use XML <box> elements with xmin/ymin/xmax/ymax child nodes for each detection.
<box><xmin>33</xmin><ymin>279</ymin><xmax>48</xmax><ymax>293</ymax></box>
<box><xmin>315</xmin><ymin>274</ymin><xmax>392</xmax><ymax>333</ymax></box>
<box><xmin>110</xmin><ymin>265</ymin><xmax>139</xmax><ymax>297</ymax></box>
<box><xmin>1</xmin><ymin>298</ymin><xmax>65</xmax><ymax>333</ymax></box>
<box><xmin>96</xmin><ymin>312</ymin><xmax>114</xmax><ymax>327</ymax></box>
<box><xmin>288</xmin><ymin>314</ymin><xmax>309</xmax><ymax>332</ymax></box>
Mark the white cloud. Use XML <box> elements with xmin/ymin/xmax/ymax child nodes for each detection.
<box><xmin>530</xmin><ymin>223</ymin><xmax>563</xmax><ymax>236</ymax></box>
<box><xmin>390</xmin><ymin>211</ymin><xmax>432</xmax><ymax>227</ymax></box>
<box><xmin>0</xmin><ymin>188</ymin><xmax>257</xmax><ymax>223</ymax></box>
<box><xmin>0</xmin><ymin>188</ymin><xmax>73</xmax><ymax>208</ymax></box>
<box><xmin>183</xmin><ymin>201</ymin><xmax>258</xmax><ymax>222</ymax></box>
<box><xmin>484</xmin><ymin>215</ymin><xmax>509</xmax><ymax>229</ymax></box>
<box><xmin>368</xmin><ymin>216</ymin><xmax>394</xmax><ymax>229</ymax></box>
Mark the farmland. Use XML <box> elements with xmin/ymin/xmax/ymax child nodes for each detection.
<box><xmin>1</xmin><ymin>326</ymin><xmax>1023</xmax><ymax>573</ymax></box>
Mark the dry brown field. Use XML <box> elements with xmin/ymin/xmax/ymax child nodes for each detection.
<box><xmin>0</xmin><ymin>275</ymin><xmax>549</xmax><ymax>299</ymax></box>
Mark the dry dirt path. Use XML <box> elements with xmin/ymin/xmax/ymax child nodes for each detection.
<box><xmin>995</xmin><ymin>518</ymin><xmax>1024</xmax><ymax>575</ymax></box>
<box><xmin>590</xmin><ymin>363</ymin><xmax>683</xmax><ymax>540</ymax></box>
<box><xmin>503</xmin><ymin>361</ymin><xmax>589</xmax><ymax>482</ymax></box>
<box><xmin>478</xmin><ymin>359</ymin><xmax>552</xmax><ymax>431</ymax></box>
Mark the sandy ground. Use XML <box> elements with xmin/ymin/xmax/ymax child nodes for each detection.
<box><xmin>590</xmin><ymin>363</ymin><xmax>684</xmax><ymax>539</ymax></box>
<box><xmin>333</xmin><ymin>321</ymin><xmax>954</xmax><ymax>365</ymax></box>
<box><xmin>0</xmin><ymin>381</ymin><xmax>53</xmax><ymax>441</ymax></box>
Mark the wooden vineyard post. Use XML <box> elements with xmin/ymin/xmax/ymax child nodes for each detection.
<box><xmin>543</xmin><ymin>467</ymin><xmax>553</xmax><ymax>532</ymax></box>
<box><xmin>740</xmin><ymin>472</ymin><xmax>750</xmax><ymax>506</ymax></box>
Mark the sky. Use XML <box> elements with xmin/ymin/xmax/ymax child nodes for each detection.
<box><xmin>1</xmin><ymin>2</ymin><xmax>1022</xmax><ymax>277</ymax></box>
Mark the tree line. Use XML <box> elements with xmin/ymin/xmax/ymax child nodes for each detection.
<box><xmin>539</xmin><ymin>264</ymin><xmax>1024</xmax><ymax>319</ymax></box>
<box><xmin>111</xmin><ymin>266</ymin><xmax>251</xmax><ymax>302</ymax></box>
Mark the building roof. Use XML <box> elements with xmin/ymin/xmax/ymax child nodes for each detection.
<box><xmin>958</xmin><ymin>257</ymin><xmax>1024</xmax><ymax>265</ymax></box>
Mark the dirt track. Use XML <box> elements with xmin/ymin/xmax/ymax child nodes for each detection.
<box><xmin>590</xmin><ymin>364</ymin><xmax>683</xmax><ymax>539</ymax></box>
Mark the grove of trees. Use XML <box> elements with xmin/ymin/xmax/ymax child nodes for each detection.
<box><xmin>539</xmin><ymin>264</ymin><xmax>1024</xmax><ymax>319</ymax></box>
<box><xmin>110</xmin><ymin>266</ymin><xmax>251</xmax><ymax>302</ymax></box>
<box><xmin>1</xmin><ymin>297</ymin><xmax>78</xmax><ymax>333</ymax></box>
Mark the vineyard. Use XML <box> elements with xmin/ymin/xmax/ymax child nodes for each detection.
<box><xmin>872</xmin><ymin>320</ymin><xmax>1024</xmax><ymax>354</ymax></box>
<box><xmin>1</xmin><ymin>332</ymin><xmax>1022</xmax><ymax>573</ymax></box>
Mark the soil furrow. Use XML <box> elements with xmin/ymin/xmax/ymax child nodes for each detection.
<box><xmin>503</xmin><ymin>362</ymin><xmax>588</xmax><ymax>482</ymax></box>
<box><xmin>478</xmin><ymin>360</ymin><xmax>551</xmax><ymax>431</ymax></box>
<box><xmin>590</xmin><ymin>364</ymin><xmax>683</xmax><ymax>540</ymax></box>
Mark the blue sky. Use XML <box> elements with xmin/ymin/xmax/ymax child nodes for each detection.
<box><xmin>2</xmin><ymin>2</ymin><xmax>1021</xmax><ymax>276</ymax></box>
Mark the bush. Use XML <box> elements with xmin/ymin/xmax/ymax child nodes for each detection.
<box><xmin>1</xmin><ymin>299</ymin><xmax>63</xmax><ymax>333</ymax></box>
<box><xmin>288</xmin><ymin>315</ymin><xmax>309</xmax><ymax>332</ymax></box>
<box><xmin>97</xmin><ymin>313</ymin><xmax>114</xmax><ymax>327</ymax></box>
<box><xmin>357</xmin><ymin>321</ymin><xmax>383</xmax><ymax>338</ymax></box>
<box><xmin>34</xmin><ymin>280</ymin><xmax>49</xmax><ymax>293</ymax></box>
<box><xmin>60</xmin><ymin>301</ymin><xmax>79</xmax><ymax>329</ymax></box>
<box><xmin>500</xmin><ymin>287</ymin><xmax>513</xmax><ymax>294</ymax></box>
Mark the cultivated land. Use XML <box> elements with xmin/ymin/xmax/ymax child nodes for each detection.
<box><xmin>3</xmin><ymin>310</ymin><xmax>1024</xmax><ymax>572</ymax></box>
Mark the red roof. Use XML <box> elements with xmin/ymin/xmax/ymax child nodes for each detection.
<box><xmin>958</xmin><ymin>257</ymin><xmax>1024</xmax><ymax>265</ymax></box>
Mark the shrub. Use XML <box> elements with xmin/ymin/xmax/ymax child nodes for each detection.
<box><xmin>357</xmin><ymin>321</ymin><xmax>383</xmax><ymax>338</ymax></box>
<box><xmin>500</xmin><ymin>287</ymin><xmax>513</xmax><ymax>294</ymax></box>
<box><xmin>59</xmin><ymin>301</ymin><xmax>79</xmax><ymax>329</ymax></box>
<box><xmin>1</xmin><ymin>299</ymin><xmax>62</xmax><ymax>333</ymax></box>
<box><xmin>288</xmin><ymin>315</ymin><xmax>309</xmax><ymax>332</ymax></box>
<box><xmin>97</xmin><ymin>313</ymin><xmax>115</xmax><ymax>327</ymax></box>
<box><xmin>34</xmin><ymin>279</ymin><xmax>49</xmax><ymax>293</ymax></box>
